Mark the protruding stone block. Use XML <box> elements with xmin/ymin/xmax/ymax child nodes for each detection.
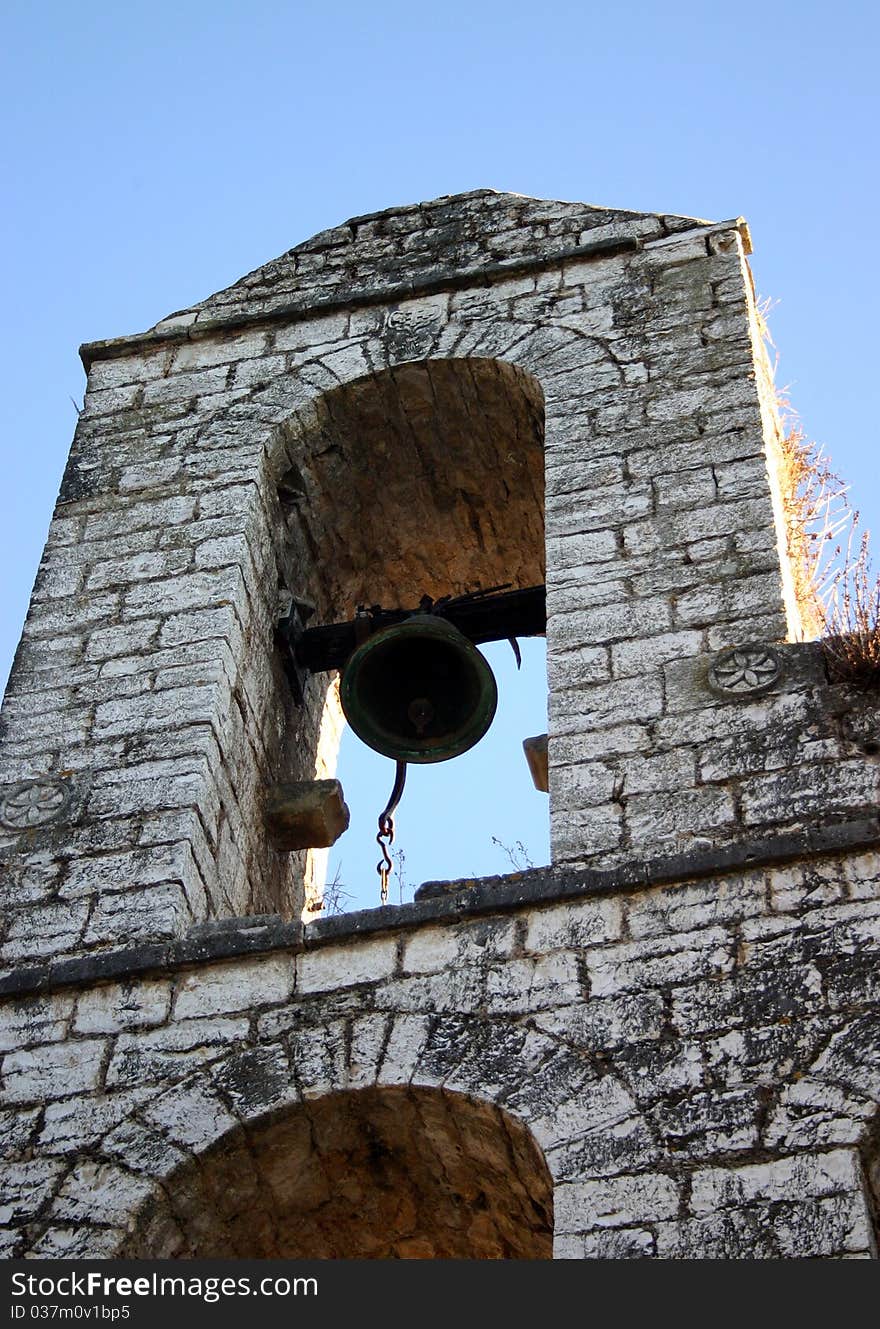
<box><xmin>523</xmin><ymin>734</ymin><xmax>549</xmax><ymax>793</ymax></box>
<box><xmin>264</xmin><ymin>779</ymin><xmax>350</xmax><ymax>851</ymax></box>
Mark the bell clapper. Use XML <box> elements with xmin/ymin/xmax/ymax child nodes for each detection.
<box><xmin>407</xmin><ymin>696</ymin><xmax>434</xmax><ymax>734</ymax></box>
<box><xmin>375</xmin><ymin>760</ymin><xmax>407</xmax><ymax>905</ymax></box>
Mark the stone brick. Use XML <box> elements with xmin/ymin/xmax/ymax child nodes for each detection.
<box><xmin>74</xmin><ymin>981</ymin><xmax>172</xmax><ymax>1034</ymax></box>
<box><xmin>296</xmin><ymin>937</ymin><xmax>398</xmax><ymax>994</ymax></box>
<box><xmin>377</xmin><ymin>1014</ymin><xmax>433</xmax><ymax>1086</ymax></box>
<box><xmin>29</xmin><ymin>1225</ymin><xmax>125</xmax><ymax>1259</ymax></box>
<box><xmin>764</xmin><ymin>1077</ymin><xmax>875</xmax><ymax>1152</ymax></box>
<box><xmin>625</xmin><ymin>870</ymin><xmax>767</xmax><ymax>939</ymax></box>
<box><xmin>772</xmin><ymin>1192</ymin><xmax>875</xmax><ymax>1258</ymax></box>
<box><xmin>40</xmin><ymin>1089</ymin><xmax>155</xmax><ymax>1152</ymax></box>
<box><xmin>524</xmin><ymin>897</ymin><xmax>623</xmax><ymax>952</ymax></box>
<box><xmin>105</xmin><ymin>1018</ymin><xmax>250</xmax><ymax>1087</ymax></box>
<box><xmin>287</xmin><ymin>1019</ymin><xmax>348</xmax><ymax>1099</ymax></box>
<box><xmin>552</xmin><ymin>803</ymin><xmax>624</xmax><ymax>861</ymax></box>
<box><xmin>1</xmin><ymin>902</ymin><xmax>89</xmax><ymax>962</ymax></box>
<box><xmin>50</xmin><ymin>1162</ymin><xmax>155</xmax><ymax>1228</ymax></box>
<box><xmin>141</xmin><ymin>1081</ymin><xmax>238</xmax><ymax>1151</ymax></box>
<box><xmin>210</xmin><ymin>1044</ymin><xmax>297</xmax><ymax>1119</ymax></box>
<box><xmin>0</xmin><ymin>1159</ymin><xmax>66</xmax><ymax>1223</ymax></box>
<box><xmin>580</xmin><ymin>1227</ymin><xmax>656</xmax><ymax>1258</ymax></box>
<box><xmin>690</xmin><ymin>1149</ymin><xmax>861</xmax><ymax>1213</ymax></box>
<box><xmin>625</xmin><ymin>785</ymin><xmax>737</xmax><ymax>849</ymax></box>
<box><xmin>0</xmin><ymin>1107</ymin><xmax>41</xmax><ymax>1154</ymax></box>
<box><xmin>173</xmin><ymin>955</ymin><xmax>295</xmax><ymax>1018</ymax></box>
<box><xmin>610</xmin><ymin>629</ymin><xmax>704</xmax><ymax>679</ymax></box>
<box><xmin>83</xmin><ymin>883</ymin><xmax>191</xmax><ymax>948</ymax></box>
<box><xmin>550</xmin><ymin>761</ymin><xmax>617</xmax><ymax>811</ymax></box>
<box><xmin>484</xmin><ymin>952</ymin><xmax>583</xmax><ymax>1014</ymax></box>
<box><xmin>547</xmin><ymin>1111</ymin><xmax>660</xmax><ymax>1182</ymax></box>
<box><xmin>123</xmin><ymin>567</ymin><xmax>243</xmax><ymax>618</ymax></box>
<box><xmin>100</xmin><ymin>1116</ymin><xmax>190</xmax><ymax>1177</ymax></box>
<box><xmin>345</xmin><ymin>1013</ymin><xmax>390</xmax><ymax>1090</ymax></box>
<box><xmin>141</xmin><ymin>366</ymin><xmax>230</xmax><ymax>405</ymax></box>
<box><xmin>549</xmin><ymin>672</ymin><xmax>665</xmax><ymax>732</ymax></box>
<box><xmin>555</xmin><ymin>1172</ymin><xmax>680</xmax><ymax>1232</ymax></box>
<box><xmin>403</xmin><ymin>918</ymin><xmax>517</xmax><ymax>974</ymax></box>
<box><xmin>587</xmin><ymin>925</ymin><xmax>735</xmax><ymax>997</ymax></box>
<box><xmin>651</xmin><ymin>1086</ymin><xmax>763</xmax><ymax>1157</ymax></box>
<box><xmin>1</xmin><ymin>1039</ymin><xmax>107</xmax><ymax>1104</ymax></box>
<box><xmin>534</xmin><ymin>990</ymin><xmax>666</xmax><ymax>1051</ymax></box>
<box><xmin>740</xmin><ymin>761</ymin><xmax>879</xmax><ymax>827</ymax></box>
<box><xmin>0</xmin><ymin>994</ymin><xmax>74</xmax><ymax>1050</ymax></box>
<box><xmin>59</xmin><ymin>844</ymin><xmax>191</xmax><ymax>899</ymax></box>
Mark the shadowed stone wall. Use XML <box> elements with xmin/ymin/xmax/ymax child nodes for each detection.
<box><xmin>1</xmin><ymin>190</ymin><xmax>878</xmax><ymax>1259</ymax></box>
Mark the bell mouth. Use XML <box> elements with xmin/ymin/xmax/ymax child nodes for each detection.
<box><xmin>340</xmin><ymin>615</ymin><xmax>498</xmax><ymax>764</ymax></box>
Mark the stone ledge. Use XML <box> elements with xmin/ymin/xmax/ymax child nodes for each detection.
<box><xmin>0</xmin><ymin>815</ymin><xmax>876</xmax><ymax>1001</ymax></box>
<box><xmin>80</xmin><ymin>234</ymin><xmax>642</xmax><ymax>369</ymax></box>
<box><xmin>0</xmin><ymin>917</ymin><xmax>303</xmax><ymax>999</ymax></box>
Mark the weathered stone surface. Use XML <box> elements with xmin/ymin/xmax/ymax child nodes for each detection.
<box><xmin>0</xmin><ymin>191</ymin><xmax>816</xmax><ymax>954</ymax></box>
<box><xmin>173</xmin><ymin>954</ymin><xmax>295</xmax><ymax>1018</ymax></box>
<box><xmin>264</xmin><ymin>779</ymin><xmax>350</xmax><ymax>850</ymax></box>
<box><xmin>1</xmin><ymin>190</ymin><xmax>879</xmax><ymax>1261</ymax></box>
<box><xmin>0</xmin><ymin>844</ymin><xmax>878</xmax><ymax>1257</ymax></box>
<box><xmin>296</xmin><ymin>933</ymin><xmax>398</xmax><ymax>994</ymax></box>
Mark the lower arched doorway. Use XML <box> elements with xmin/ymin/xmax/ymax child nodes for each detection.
<box><xmin>125</xmin><ymin>1085</ymin><xmax>553</xmax><ymax>1259</ymax></box>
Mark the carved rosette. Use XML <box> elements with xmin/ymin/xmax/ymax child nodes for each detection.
<box><xmin>708</xmin><ymin>645</ymin><xmax>783</xmax><ymax>698</ymax></box>
<box><xmin>0</xmin><ymin>779</ymin><xmax>70</xmax><ymax>830</ymax></box>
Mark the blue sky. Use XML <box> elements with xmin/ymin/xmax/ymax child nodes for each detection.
<box><xmin>2</xmin><ymin>1</ymin><xmax>877</xmax><ymax>910</ymax></box>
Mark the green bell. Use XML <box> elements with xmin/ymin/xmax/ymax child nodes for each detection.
<box><xmin>339</xmin><ymin>614</ymin><xmax>498</xmax><ymax>764</ymax></box>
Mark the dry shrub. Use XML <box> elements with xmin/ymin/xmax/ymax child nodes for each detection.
<box><xmin>777</xmin><ymin>419</ymin><xmax>851</xmax><ymax>640</ymax></box>
<box><xmin>759</xmin><ymin>297</ymin><xmax>880</xmax><ymax>684</ymax></box>
<box><xmin>823</xmin><ymin>526</ymin><xmax>880</xmax><ymax>686</ymax></box>
<box><xmin>779</xmin><ymin>421</ymin><xmax>880</xmax><ymax>685</ymax></box>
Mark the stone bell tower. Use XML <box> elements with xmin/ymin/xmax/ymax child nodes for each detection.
<box><xmin>1</xmin><ymin>191</ymin><xmax>879</xmax><ymax>1259</ymax></box>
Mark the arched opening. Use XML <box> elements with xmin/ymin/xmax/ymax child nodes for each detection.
<box><xmin>272</xmin><ymin>358</ymin><xmax>548</xmax><ymax>907</ymax></box>
<box><xmin>124</xmin><ymin>1086</ymin><xmax>554</xmax><ymax>1259</ymax></box>
<box><xmin>276</xmin><ymin>357</ymin><xmax>545</xmax><ymax>617</ymax></box>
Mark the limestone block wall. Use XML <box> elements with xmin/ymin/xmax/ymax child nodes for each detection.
<box><xmin>2</xmin><ymin>189</ymin><xmax>879</xmax><ymax>1261</ymax></box>
<box><xmin>1</xmin><ymin>844</ymin><xmax>878</xmax><ymax>1258</ymax></box>
<box><xmin>3</xmin><ymin>190</ymin><xmax>867</xmax><ymax>969</ymax></box>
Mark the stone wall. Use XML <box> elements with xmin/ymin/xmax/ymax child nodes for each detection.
<box><xmin>0</xmin><ymin>191</ymin><xmax>840</xmax><ymax>956</ymax></box>
<box><xmin>1</xmin><ymin>190</ymin><xmax>879</xmax><ymax>1259</ymax></box>
<box><xmin>1</xmin><ymin>842</ymin><xmax>879</xmax><ymax>1258</ymax></box>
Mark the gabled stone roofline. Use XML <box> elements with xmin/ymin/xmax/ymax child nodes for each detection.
<box><xmin>79</xmin><ymin>212</ymin><xmax>751</xmax><ymax>371</ymax></box>
<box><xmin>301</xmin><ymin>187</ymin><xmax>709</xmax><ymax>235</ymax></box>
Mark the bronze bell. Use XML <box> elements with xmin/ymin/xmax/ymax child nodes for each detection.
<box><xmin>339</xmin><ymin>614</ymin><xmax>498</xmax><ymax>763</ymax></box>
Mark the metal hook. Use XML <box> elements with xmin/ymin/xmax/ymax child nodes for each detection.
<box><xmin>375</xmin><ymin>760</ymin><xmax>407</xmax><ymax>904</ymax></box>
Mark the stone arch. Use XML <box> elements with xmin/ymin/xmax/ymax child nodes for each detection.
<box><xmin>206</xmin><ymin>298</ymin><xmax>606</xmax><ymax>636</ymax></box>
<box><xmin>763</xmin><ymin>1011</ymin><xmax>880</xmax><ymax>1250</ymax></box>
<box><xmin>271</xmin><ymin>356</ymin><xmax>545</xmax><ymax>619</ymax></box>
<box><xmin>38</xmin><ymin>1003</ymin><xmax>627</xmax><ymax>1258</ymax></box>
<box><xmin>119</xmin><ymin>1084</ymin><xmax>553</xmax><ymax>1259</ymax></box>
<box><xmin>765</xmin><ymin>1011</ymin><xmax>880</xmax><ymax>1151</ymax></box>
<box><xmin>139</xmin><ymin>300</ymin><xmax>615</xmax><ymax>921</ymax></box>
